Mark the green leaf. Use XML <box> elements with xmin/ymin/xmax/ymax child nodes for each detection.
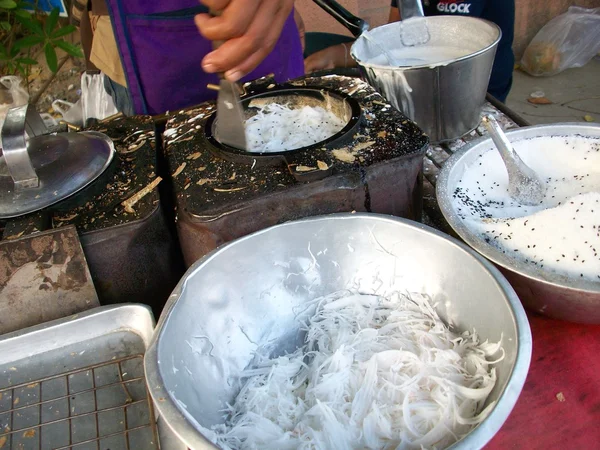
<box><xmin>53</xmin><ymin>39</ymin><xmax>83</xmax><ymax>58</ymax></box>
<box><xmin>16</xmin><ymin>57</ymin><xmax>37</xmax><ymax>65</ymax></box>
<box><xmin>17</xmin><ymin>17</ymin><xmax>44</xmax><ymax>36</ymax></box>
<box><xmin>0</xmin><ymin>0</ymin><xmax>18</xmax><ymax>9</ymax></box>
<box><xmin>44</xmin><ymin>7</ymin><xmax>59</xmax><ymax>35</ymax></box>
<box><xmin>51</xmin><ymin>24</ymin><xmax>76</xmax><ymax>39</ymax></box>
<box><xmin>44</xmin><ymin>42</ymin><xmax>57</xmax><ymax>72</ymax></box>
<box><xmin>14</xmin><ymin>8</ymin><xmax>31</xmax><ymax>19</ymax></box>
<box><xmin>0</xmin><ymin>21</ymin><xmax>10</xmax><ymax>31</ymax></box>
<box><xmin>13</xmin><ymin>35</ymin><xmax>44</xmax><ymax>51</ymax></box>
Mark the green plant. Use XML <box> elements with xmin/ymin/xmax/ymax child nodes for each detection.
<box><xmin>0</xmin><ymin>1</ymin><xmax>82</xmax><ymax>80</ymax></box>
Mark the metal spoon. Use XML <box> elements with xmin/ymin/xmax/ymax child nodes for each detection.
<box><xmin>362</xmin><ymin>31</ymin><xmax>401</xmax><ymax>66</ymax></box>
<box><xmin>209</xmin><ymin>9</ymin><xmax>247</xmax><ymax>150</ymax></box>
<box><xmin>482</xmin><ymin>115</ymin><xmax>547</xmax><ymax>206</ymax></box>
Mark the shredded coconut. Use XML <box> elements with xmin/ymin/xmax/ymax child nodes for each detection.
<box><xmin>244</xmin><ymin>103</ymin><xmax>346</xmax><ymax>153</ymax></box>
<box><xmin>213</xmin><ymin>291</ymin><xmax>502</xmax><ymax>450</ymax></box>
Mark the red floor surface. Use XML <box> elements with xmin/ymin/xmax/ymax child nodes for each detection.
<box><xmin>486</xmin><ymin>313</ymin><xmax>600</xmax><ymax>449</ymax></box>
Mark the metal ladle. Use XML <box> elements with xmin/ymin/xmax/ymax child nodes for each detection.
<box><xmin>360</xmin><ymin>0</ymin><xmax>430</xmax><ymax>64</ymax></box>
<box><xmin>482</xmin><ymin>115</ymin><xmax>547</xmax><ymax>206</ymax></box>
<box><xmin>398</xmin><ymin>0</ymin><xmax>430</xmax><ymax>47</ymax></box>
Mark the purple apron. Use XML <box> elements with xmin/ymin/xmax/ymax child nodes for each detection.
<box><xmin>104</xmin><ymin>1</ymin><xmax>304</xmax><ymax>115</ymax></box>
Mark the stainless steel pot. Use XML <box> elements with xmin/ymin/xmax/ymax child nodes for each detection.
<box><xmin>437</xmin><ymin>123</ymin><xmax>600</xmax><ymax>324</ymax></box>
<box><xmin>352</xmin><ymin>17</ymin><xmax>500</xmax><ymax>143</ymax></box>
<box><xmin>145</xmin><ymin>213</ymin><xmax>532</xmax><ymax>450</ymax></box>
<box><xmin>313</xmin><ymin>1</ymin><xmax>501</xmax><ymax>143</ymax></box>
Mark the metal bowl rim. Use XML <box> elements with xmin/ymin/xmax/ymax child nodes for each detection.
<box><xmin>350</xmin><ymin>16</ymin><xmax>501</xmax><ymax>72</ymax></box>
<box><xmin>144</xmin><ymin>212</ymin><xmax>532</xmax><ymax>450</ymax></box>
<box><xmin>436</xmin><ymin>122</ymin><xmax>600</xmax><ymax>294</ymax></box>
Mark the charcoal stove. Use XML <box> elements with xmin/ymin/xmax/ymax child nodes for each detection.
<box><xmin>0</xmin><ymin>110</ymin><xmax>184</xmax><ymax>312</ymax></box>
<box><xmin>163</xmin><ymin>74</ymin><xmax>429</xmax><ymax>265</ymax></box>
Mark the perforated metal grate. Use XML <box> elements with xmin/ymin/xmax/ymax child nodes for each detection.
<box><xmin>0</xmin><ymin>355</ymin><xmax>159</xmax><ymax>450</ymax></box>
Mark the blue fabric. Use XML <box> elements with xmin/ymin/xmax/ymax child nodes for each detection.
<box><xmin>103</xmin><ymin>74</ymin><xmax>134</xmax><ymax>116</ymax></box>
<box><xmin>390</xmin><ymin>0</ymin><xmax>514</xmax><ymax>102</ymax></box>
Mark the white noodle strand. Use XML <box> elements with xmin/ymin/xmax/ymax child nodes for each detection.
<box><xmin>213</xmin><ymin>291</ymin><xmax>502</xmax><ymax>450</ymax></box>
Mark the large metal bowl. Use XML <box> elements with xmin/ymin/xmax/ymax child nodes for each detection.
<box><xmin>437</xmin><ymin>123</ymin><xmax>600</xmax><ymax>323</ymax></box>
<box><xmin>145</xmin><ymin>213</ymin><xmax>531</xmax><ymax>449</ymax></box>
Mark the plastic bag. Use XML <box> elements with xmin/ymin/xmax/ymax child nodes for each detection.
<box><xmin>52</xmin><ymin>99</ymin><xmax>84</xmax><ymax>127</ymax></box>
<box><xmin>80</xmin><ymin>72</ymin><xmax>119</xmax><ymax>123</ymax></box>
<box><xmin>0</xmin><ymin>76</ymin><xmax>30</xmax><ymax>130</ymax></box>
<box><xmin>52</xmin><ymin>72</ymin><xmax>119</xmax><ymax>127</ymax></box>
<box><xmin>520</xmin><ymin>7</ymin><xmax>600</xmax><ymax>77</ymax></box>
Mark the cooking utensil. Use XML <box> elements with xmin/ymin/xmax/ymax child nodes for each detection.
<box><xmin>145</xmin><ymin>213</ymin><xmax>532</xmax><ymax>449</ymax></box>
<box><xmin>437</xmin><ymin>122</ymin><xmax>600</xmax><ymax>324</ymax></box>
<box><xmin>0</xmin><ymin>104</ymin><xmax>115</xmax><ymax>218</ymax></box>
<box><xmin>313</xmin><ymin>0</ymin><xmax>399</xmax><ymax>65</ymax></box>
<box><xmin>0</xmin><ymin>304</ymin><xmax>185</xmax><ymax>450</ymax></box>
<box><xmin>312</xmin><ymin>0</ymin><xmax>369</xmax><ymax>37</ymax></box>
<box><xmin>398</xmin><ymin>0</ymin><xmax>430</xmax><ymax>47</ymax></box>
<box><xmin>361</xmin><ymin>31</ymin><xmax>401</xmax><ymax>66</ymax></box>
<box><xmin>209</xmin><ymin>9</ymin><xmax>247</xmax><ymax>150</ymax></box>
<box><xmin>481</xmin><ymin>115</ymin><xmax>546</xmax><ymax>206</ymax></box>
<box><xmin>313</xmin><ymin>0</ymin><xmax>501</xmax><ymax>142</ymax></box>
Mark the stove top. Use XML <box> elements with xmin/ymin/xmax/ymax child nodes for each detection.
<box><xmin>164</xmin><ymin>75</ymin><xmax>427</xmax><ymax>219</ymax></box>
<box><xmin>163</xmin><ymin>74</ymin><xmax>429</xmax><ymax>265</ymax></box>
<box><xmin>1</xmin><ymin>115</ymin><xmax>159</xmax><ymax>239</ymax></box>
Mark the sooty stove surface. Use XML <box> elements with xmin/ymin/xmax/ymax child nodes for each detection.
<box><xmin>0</xmin><ymin>116</ymin><xmax>183</xmax><ymax>309</ymax></box>
<box><xmin>1</xmin><ymin>116</ymin><xmax>159</xmax><ymax>238</ymax></box>
<box><xmin>163</xmin><ymin>75</ymin><xmax>429</xmax><ymax>265</ymax></box>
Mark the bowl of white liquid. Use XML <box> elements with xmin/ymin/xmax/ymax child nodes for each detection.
<box><xmin>437</xmin><ymin>123</ymin><xmax>600</xmax><ymax>323</ymax></box>
<box><xmin>351</xmin><ymin>16</ymin><xmax>500</xmax><ymax>143</ymax></box>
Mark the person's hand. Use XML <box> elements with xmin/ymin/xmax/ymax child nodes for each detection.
<box><xmin>304</xmin><ymin>44</ymin><xmax>353</xmax><ymax>74</ymax></box>
<box><xmin>195</xmin><ymin>0</ymin><xmax>295</xmax><ymax>82</ymax></box>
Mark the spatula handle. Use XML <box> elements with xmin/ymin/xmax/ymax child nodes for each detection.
<box><xmin>398</xmin><ymin>0</ymin><xmax>425</xmax><ymax>19</ymax></box>
<box><xmin>312</xmin><ymin>0</ymin><xmax>369</xmax><ymax>38</ymax></box>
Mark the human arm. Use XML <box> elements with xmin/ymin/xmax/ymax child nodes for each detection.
<box><xmin>194</xmin><ymin>0</ymin><xmax>295</xmax><ymax>82</ymax></box>
<box><xmin>304</xmin><ymin>42</ymin><xmax>355</xmax><ymax>73</ymax></box>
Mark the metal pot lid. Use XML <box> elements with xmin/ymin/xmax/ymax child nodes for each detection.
<box><xmin>0</xmin><ymin>105</ymin><xmax>115</xmax><ymax>219</ymax></box>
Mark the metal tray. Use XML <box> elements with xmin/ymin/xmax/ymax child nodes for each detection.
<box><xmin>0</xmin><ymin>304</ymin><xmax>183</xmax><ymax>450</ymax></box>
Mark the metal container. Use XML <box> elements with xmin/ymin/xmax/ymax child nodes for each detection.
<box><xmin>437</xmin><ymin>123</ymin><xmax>600</xmax><ymax>323</ymax></box>
<box><xmin>145</xmin><ymin>213</ymin><xmax>532</xmax><ymax>450</ymax></box>
<box><xmin>164</xmin><ymin>75</ymin><xmax>428</xmax><ymax>266</ymax></box>
<box><xmin>80</xmin><ymin>203</ymin><xmax>185</xmax><ymax>312</ymax></box>
<box><xmin>351</xmin><ymin>16</ymin><xmax>501</xmax><ymax>143</ymax></box>
<box><xmin>0</xmin><ymin>304</ymin><xmax>185</xmax><ymax>450</ymax></box>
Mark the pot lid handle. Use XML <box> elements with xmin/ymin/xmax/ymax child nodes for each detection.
<box><xmin>0</xmin><ymin>104</ymin><xmax>48</xmax><ymax>190</ymax></box>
